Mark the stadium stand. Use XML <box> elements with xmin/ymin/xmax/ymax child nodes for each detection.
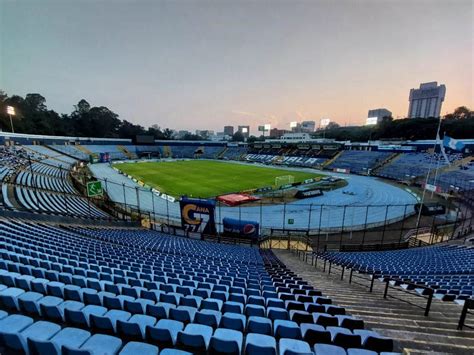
<box><xmin>327</xmin><ymin>151</ymin><xmax>392</xmax><ymax>175</ymax></box>
<box><xmin>315</xmin><ymin>244</ymin><xmax>474</xmax><ymax>302</ymax></box>
<box><xmin>195</xmin><ymin>146</ymin><xmax>225</xmax><ymax>159</ymax></box>
<box><xmin>0</xmin><ymin>219</ymin><xmax>396</xmax><ymax>354</ymax></box>
<box><xmin>0</xmin><ymin>145</ymin><xmax>112</xmax><ymax>219</ymax></box>
<box><xmin>135</xmin><ymin>145</ymin><xmax>162</xmax><ymax>158</ymax></box>
<box><xmin>221</xmin><ymin>146</ymin><xmax>247</xmax><ymax>160</ymax></box>
<box><xmin>377</xmin><ymin>152</ymin><xmax>463</xmax><ymax>181</ymax></box>
<box><xmin>48</xmin><ymin>145</ymin><xmax>90</xmax><ymax>160</ymax></box>
<box><xmin>428</xmin><ymin>161</ymin><xmax>474</xmax><ymax>193</ymax></box>
<box><xmin>160</xmin><ymin>145</ymin><xmax>196</xmax><ymax>159</ymax></box>
<box><xmin>80</xmin><ymin>145</ymin><xmax>133</xmax><ymax>160</ymax></box>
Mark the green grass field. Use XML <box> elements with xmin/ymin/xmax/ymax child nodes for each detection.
<box><xmin>113</xmin><ymin>160</ymin><xmax>323</xmax><ymax>198</ymax></box>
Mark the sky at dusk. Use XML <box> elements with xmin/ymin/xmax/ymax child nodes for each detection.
<box><xmin>1</xmin><ymin>0</ymin><xmax>473</xmax><ymax>134</ymax></box>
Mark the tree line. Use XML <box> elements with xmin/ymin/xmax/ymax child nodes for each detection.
<box><xmin>311</xmin><ymin>107</ymin><xmax>473</xmax><ymax>141</ymax></box>
<box><xmin>0</xmin><ymin>91</ymin><xmax>174</xmax><ymax>139</ymax></box>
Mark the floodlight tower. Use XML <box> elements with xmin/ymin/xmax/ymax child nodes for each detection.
<box><xmin>6</xmin><ymin>106</ymin><xmax>16</xmax><ymax>133</ymax></box>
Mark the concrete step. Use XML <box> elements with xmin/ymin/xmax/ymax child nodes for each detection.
<box><xmin>273</xmin><ymin>249</ymin><xmax>472</xmax><ymax>354</ymax></box>
<box><xmin>365</xmin><ymin>319</ymin><xmax>474</xmax><ymax>338</ymax></box>
<box><xmin>374</xmin><ymin>328</ymin><xmax>474</xmax><ymax>354</ymax></box>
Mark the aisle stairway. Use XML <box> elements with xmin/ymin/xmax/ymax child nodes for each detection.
<box><xmin>322</xmin><ymin>151</ymin><xmax>343</xmax><ymax>168</ymax></box>
<box><xmin>217</xmin><ymin>147</ymin><xmax>228</xmax><ymax>159</ymax></box>
<box><xmin>274</xmin><ymin>249</ymin><xmax>474</xmax><ymax>354</ymax></box>
<box><xmin>372</xmin><ymin>153</ymin><xmax>401</xmax><ymax>175</ymax></box>
<box><xmin>117</xmin><ymin>145</ymin><xmax>136</xmax><ymax>159</ymax></box>
<box><xmin>76</xmin><ymin>145</ymin><xmax>95</xmax><ymax>157</ymax></box>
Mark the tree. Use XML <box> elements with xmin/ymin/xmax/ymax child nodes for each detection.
<box><xmin>117</xmin><ymin>120</ymin><xmax>146</xmax><ymax>139</ymax></box>
<box><xmin>325</xmin><ymin>122</ymin><xmax>340</xmax><ymax>130</ymax></box>
<box><xmin>147</xmin><ymin>124</ymin><xmax>166</xmax><ymax>139</ymax></box>
<box><xmin>87</xmin><ymin>106</ymin><xmax>121</xmax><ymax>137</ymax></box>
<box><xmin>232</xmin><ymin>131</ymin><xmax>245</xmax><ymax>142</ymax></box>
<box><xmin>182</xmin><ymin>133</ymin><xmax>203</xmax><ymax>141</ymax></box>
<box><xmin>74</xmin><ymin>99</ymin><xmax>91</xmax><ymax>115</ymax></box>
<box><xmin>162</xmin><ymin>128</ymin><xmax>174</xmax><ymax>140</ymax></box>
<box><xmin>453</xmin><ymin>106</ymin><xmax>471</xmax><ymax>119</ymax></box>
<box><xmin>25</xmin><ymin>93</ymin><xmax>47</xmax><ymax>112</ymax></box>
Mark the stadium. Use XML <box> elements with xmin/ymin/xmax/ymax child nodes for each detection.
<box><xmin>0</xmin><ymin>130</ymin><xmax>473</xmax><ymax>354</ymax></box>
<box><xmin>1</xmin><ymin>0</ymin><xmax>473</xmax><ymax>354</ymax></box>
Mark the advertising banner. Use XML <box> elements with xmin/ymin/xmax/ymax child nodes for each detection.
<box><xmin>223</xmin><ymin>217</ymin><xmax>259</xmax><ymax>239</ymax></box>
<box><xmin>180</xmin><ymin>198</ymin><xmax>216</xmax><ymax>235</ymax></box>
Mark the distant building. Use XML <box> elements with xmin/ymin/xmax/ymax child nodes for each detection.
<box><xmin>195</xmin><ymin>130</ymin><xmax>214</xmax><ymax>138</ymax></box>
<box><xmin>366</xmin><ymin>108</ymin><xmax>392</xmax><ymax>125</ymax></box>
<box><xmin>223</xmin><ymin>126</ymin><xmax>234</xmax><ymax>136</ymax></box>
<box><xmin>301</xmin><ymin>120</ymin><xmax>316</xmax><ymax>133</ymax></box>
<box><xmin>210</xmin><ymin>133</ymin><xmax>231</xmax><ymax>141</ymax></box>
<box><xmin>269</xmin><ymin>128</ymin><xmax>289</xmax><ymax>138</ymax></box>
<box><xmin>237</xmin><ymin>125</ymin><xmax>250</xmax><ymax>139</ymax></box>
<box><xmin>408</xmin><ymin>82</ymin><xmax>446</xmax><ymax>118</ymax></box>
<box><xmin>176</xmin><ymin>130</ymin><xmax>190</xmax><ymax>139</ymax></box>
<box><xmin>278</xmin><ymin>132</ymin><xmax>312</xmax><ymax>142</ymax></box>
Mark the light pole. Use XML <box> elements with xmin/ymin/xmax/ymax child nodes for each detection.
<box><xmin>6</xmin><ymin>106</ymin><xmax>15</xmax><ymax>133</ymax></box>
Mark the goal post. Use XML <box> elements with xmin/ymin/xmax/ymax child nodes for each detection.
<box><xmin>275</xmin><ymin>175</ymin><xmax>295</xmax><ymax>187</ymax></box>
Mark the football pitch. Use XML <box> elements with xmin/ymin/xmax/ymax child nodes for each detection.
<box><xmin>113</xmin><ymin>160</ymin><xmax>323</xmax><ymax>198</ymax></box>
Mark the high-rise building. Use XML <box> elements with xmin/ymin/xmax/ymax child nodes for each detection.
<box><xmin>290</xmin><ymin>122</ymin><xmax>301</xmax><ymax>132</ymax></box>
<box><xmin>408</xmin><ymin>82</ymin><xmax>446</xmax><ymax>118</ymax></box>
<box><xmin>366</xmin><ymin>108</ymin><xmax>392</xmax><ymax>125</ymax></box>
<box><xmin>300</xmin><ymin>120</ymin><xmax>316</xmax><ymax>133</ymax></box>
<box><xmin>223</xmin><ymin>126</ymin><xmax>234</xmax><ymax>136</ymax></box>
<box><xmin>237</xmin><ymin>125</ymin><xmax>250</xmax><ymax>139</ymax></box>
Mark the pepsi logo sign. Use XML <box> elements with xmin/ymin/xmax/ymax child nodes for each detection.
<box><xmin>243</xmin><ymin>224</ymin><xmax>256</xmax><ymax>235</ymax></box>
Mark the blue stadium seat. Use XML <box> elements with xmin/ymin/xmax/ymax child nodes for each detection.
<box><xmin>29</xmin><ymin>327</ymin><xmax>91</xmax><ymax>355</ymax></box>
<box><xmin>3</xmin><ymin>320</ymin><xmax>60</xmax><ymax>353</ymax></box>
<box><xmin>328</xmin><ymin>327</ymin><xmax>362</xmax><ymax>349</ymax></box>
<box><xmin>221</xmin><ymin>312</ymin><xmax>246</xmax><ymax>332</ymax></box>
<box><xmin>267</xmin><ymin>307</ymin><xmax>289</xmax><ymax>321</ymax></box>
<box><xmin>160</xmin><ymin>349</ymin><xmax>193</xmax><ymax>355</ymax></box>
<box><xmin>247</xmin><ymin>316</ymin><xmax>272</xmax><ymax>335</ymax></box>
<box><xmin>314</xmin><ymin>343</ymin><xmax>347</xmax><ymax>355</ymax></box>
<box><xmin>17</xmin><ymin>291</ymin><xmax>44</xmax><ymax>314</ymax></box>
<box><xmin>347</xmin><ymin>349</ymin><xmax>377</xmax><ymax>355</ymax></box>
<box><xmin>118</xmin><ymin>341</ymin><xmax>159</xmax><ymax>355</ymax></box>
<box><xmin>223</xmin><ymin>301</ymin><xmax>244</xmax><ymax>314</ymax></box>
<box><xmin>301</xmin><ymin>323</ymin><xmax>331</xmax><ymax>346</ymax></box>
<box><xmin>169</xmin><ymin>306</ymin><xmax>197</xmax><ymax>324</ymax></box>
<box><xmin>245</xmin><ymin>333</ymin><xmax>277</xmax><ymax>355</ymax></box>
<box><xmin>354</xmin><ymin>330</ymin><xmax>394</xmax><ymax>352</ymax></box>
<box><xmin>279</xmin><ymin>338</ymin><xmax>312</xmax><ymax>355</ymax></box>
<box><xmin>90</xmin><ymin>310</ymin><xmax>131</xmax><ymax>334</ymax></box>
<box><xmin>0</xmin><ymin>287</ymin><xmax>25</xmax><ymax>310</ymax></box>
<box><xmin>65</xmin><ymin>305</ymin><xmax>107</xmax><ymax>328</ymax></box>
<box><xmin>117</xmin><ymin>314</ymin><xmax>157</xmax><ymax>340</ymax></box>
<box><xmin>209</xmin><ymin>328</ymin><xmax>243</xmax><ymax>354</ymax></box>
<box><xmin>0</xmin><ymin>316</ymin><xmax>34</xmax><ymax>341</ymax></box>
<box><xmin>177</xmin><ymin>323</ymin><xmax>213</xmax><ymax>352</ymax></box>
<box><xmin>146</xmin><ymin>319</ymin><xmax>184</xmax><ymax>346</ymax></box>
<box><xmin>274</xmin><ymin>320</ymin><xmax>302</xmax><ymax>339</ymax></box>
<box><xmin>63</xmin><ymin>333</ymin><xmax>122</xmax><ymax>355</ymax></box>
<box><xmin>195</xmin><ymin>309</ymin><xmax>222</xmax><ymax>328</ymax></box>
